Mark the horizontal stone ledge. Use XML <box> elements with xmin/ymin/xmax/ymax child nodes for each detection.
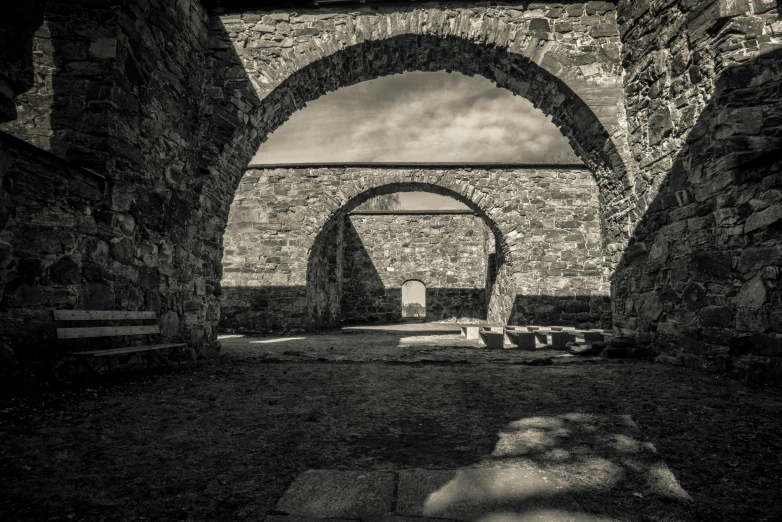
<box><xmin>247</xmin><ymin>162</ymin><xmax>591</xmax><ymax>170</ymax></box>
<box><xmin>208</xmin><ymin>0</ymin><xmax>615</xmax><ymax>13</ymax></box>
<box><xmin>348</xmin><ymin>210</ymin><xmax>477</xmax><ymax>216</ymax></box>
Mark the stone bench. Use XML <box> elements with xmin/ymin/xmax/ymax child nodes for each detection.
<box><xmin>503</xmin><ymin>329</ymin><xmax>537</xmax><ymax>350</ymax></box>
<box><xmin>479</xmin><ymin>327</ymin><xmax>505</xmax><ymax>349</ymax></box>
<box><xmin>569</xmin><ymin>330</ymin><xmax>605</xmax><ymax>343</ymax></box>
<box><xmin>459</xmin><ymin>324</ymin><xmax>486</xmax><ymax>340</ymax></box>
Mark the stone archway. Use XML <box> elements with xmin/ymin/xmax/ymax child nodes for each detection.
<box><xmin>304</xmin><ymin>180</ymin><xmax>512</xmax><ymax>329</ymax></box>
<box><xmin>202</xmin><ymin>4</ymin><xmax>629</xmax><ymax>339</ymax></box>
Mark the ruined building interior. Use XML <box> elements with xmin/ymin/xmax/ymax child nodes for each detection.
<box><xmin>1</xmin><ymin>0</ymin><xmax>781</xmax><ymax>520</ymax></box>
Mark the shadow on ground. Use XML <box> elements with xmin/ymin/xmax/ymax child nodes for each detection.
<box><xmin>1</xmin><ymin>326</ymin><xmax>781</xmax><ymax>521</ymax></box>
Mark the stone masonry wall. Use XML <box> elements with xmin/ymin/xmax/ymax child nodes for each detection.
<box><xmin>342</xmin><ymin>213</ymin><xmax>493</xmax><ymax>324</ymax></box>
<box><xmin>0</xmin><ymin>0</ymin><xmax>219</xmax><ymax>370</ymax></box>
<box><xmin>612</xmin><ymin>0</ymin><xmax>782</xmax><ymax>382</ymax></box>
<box><xmin>220</xmin><ymin>165</ymin><xmax>609</xmax><ymax>332</ymax></box>
<box><xmin>0</xmin><ymin>131</ymin><xmax>181</xmax><ymax>369</ymax></box>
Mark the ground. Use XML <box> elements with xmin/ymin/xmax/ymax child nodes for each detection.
<box><xmin>1</xmin><ymin>323</ymin><xmax>781</xmax><ymax>521</ymax></box>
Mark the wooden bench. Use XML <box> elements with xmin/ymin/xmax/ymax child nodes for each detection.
<box><xmin>54</xmin><ymin>310</ymin><xmax>187</xmax><ymax>375</ymax></box>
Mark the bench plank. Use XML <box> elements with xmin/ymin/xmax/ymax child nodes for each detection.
<box><xmin>71</xmin><ymin>343</ymin><xmax>187</xmax><ymax>357</ymax></box>
<box><xmin>57</xmin><ymin>325</ymin><xmax>160</xmax><ymax>339</ymax></box>
<box><xmin>54</xmin><ymin>310</ymin><xmax>156</xmax><ymax>321</ymax></box>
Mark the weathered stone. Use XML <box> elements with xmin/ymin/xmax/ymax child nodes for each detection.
<box><xmin>88</xmin><ymin>37</ymin><xmax>117</xmax><ymax>60</ymax></box>
<box><xmin>680</xmin><ymin>282</ymin><xmax>707</xmax><ymax>311</ymax></box>
<box><xmin>397</xmin><ymin>468</ymin><xmax>581</xmax><ymax>520</ymax></box>
<box><xmin>735</xmin><ymin>275</ymin><xmax>767</xmax><ymax>309</ymax></box>
<box><xmin>47</xmin><ymin>255</ymin><xmax>80</xmax><ymax>285</ymax></box>
<box><xmin>745</xmin><ymin>204</ymin><xmax>782</xmax><ymax>233</ymax></box>
<box><xmin>699</xmin><ymin>305</ymin><xmax>732</xmax><ymax>328</ymax></box>
<box><xmin>0</xmin><ymin>0</ymin><xmax>779</xmax><ymax>387</ymax></box>
<box><xmin>222</xmin><ymin>166</ymin><xmax>609</xmax><ymax>332</ymax></box>
<box><xmin>638</xmin><ymin>292</ymin><xmax>664</xmax><ymax>322</ymax></box>
<box><xmin>79</xmin><ymin>281</ymin><xmax>115</xmax><ymax>309</ymax></box>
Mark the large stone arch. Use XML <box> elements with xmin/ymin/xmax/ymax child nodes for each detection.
<box><xmin>201</xmin><ymin>5</ymin><xmax>633</xmax><ymax>336</ymax></box>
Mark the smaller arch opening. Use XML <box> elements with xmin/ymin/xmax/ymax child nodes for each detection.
<box><xmin>401</xmin><ymin>280</ymin><xmax>427</xmax><ymax>319</ymax></box>
<box><xmin>306</xmin><ymin>182</ymin><xmax>510</xmax><ymax>329</ymax></box>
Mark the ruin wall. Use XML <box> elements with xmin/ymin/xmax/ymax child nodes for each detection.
<box><xmin>341</xmin><ymin>213</ymin><xmax>494</xmax><ymax>324</ymax></box>
<box><xmin>612</xmin><ymin>0</ymin><xmax>782</xmax><ymax>379</ymax></box>
<box><xmin>220</xmin><ymin>165</ymin><xmax>609</xmax><ymax>332</ymax></box>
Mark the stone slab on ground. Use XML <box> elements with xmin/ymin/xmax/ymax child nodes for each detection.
<box><xmin>396</xmin><ymin>468</ymin><xmax>585</xmax><ymax>521</ymax></box>
<box><xmin>275</xmin><ymin>470</ymin><xmax>395</xmax><ymax>518</ymax></box>
<box><xmin>271</xmin><ymin>467</ymin><xmax>605</xmax><ymax>522</ymax></box>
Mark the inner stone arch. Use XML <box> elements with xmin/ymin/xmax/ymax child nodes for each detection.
<box><xmin>305</xmin><ymin>181</ymin><xmax>512</xmax><ymax>329</ymax></box>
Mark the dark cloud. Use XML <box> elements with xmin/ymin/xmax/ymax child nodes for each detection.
<box><xmin>253</xmin><ymin>71</ymin><xmax>581</xmax><ymax>209</ymax></box>
<box><xmin>252</xmin><ymin>71</ymin><xmax>580</xmax><ymax>164</ymax></box>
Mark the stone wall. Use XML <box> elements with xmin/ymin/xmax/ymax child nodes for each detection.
<box><xmin>220</xmin><ymin>165</ymin><xmax>609</xmax><ymax>331</ymax></box>
<box><xmin>612</xmin><ymin>0</ymin><xmax>782</xmax><ymax>381</ymax></box>
<box><xmin>0</xmin><ymin>131</ymin><xmax>181</xmax><ymax>368</ymax></box>
<box><xmin>341</xmin><ymin>212</ymin><xmax>493</xmax><ymax>324</ymax></box>
<box><xmin>0</xmin><ymin>0</ymin><xmax>219</xmax><ymax>369</ymax></box>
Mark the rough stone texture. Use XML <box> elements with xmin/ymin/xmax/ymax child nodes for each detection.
<box><xmin>341</xmin><ymin>213</ymin><xmax>494</xmax><ymax>324</ymax></box>
<box><xmin>612</xmin><ymin>0</ymin><xmax>782</xmax><ymax>381</ymax></box>
<box><xmin>0</xmin><ymin>0</ymin><xmax>218</xmax><ymax>364</ymax></box>
<box><xmin>202</xmin><ymin>3</ymin><xmax>633</xmax><ymax>263</ymax></box>
<box><xmin>275</xmin><ymin>470</ymin><xmax>395</xmax><ymax>518</ymax></box>
<box><xmin>220</xmin><ymin>165</ymin><xmax>609</xmax><ymax>332</ymax></box>
<box><xmin>0</xmin><ymin>132</ymin><xmax>186</xmax><ymax>364</ymax></box>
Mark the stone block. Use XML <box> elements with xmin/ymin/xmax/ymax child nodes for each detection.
<box><xmin>480</xmin><ymin>330</ymin><xmax>505</xmax><ymax>349</ymax></box>
<box><xmin>460</xmin><ymin>325</ymin><xmax>482</xmax><ymax>340</ymax></box>
<box><xmin>506</xmin><ymin>330</ymin><xmax>537</xmax><ymax>350</ymax></box>
<box><xmin>736</xmin><ymin>275</ymin><xmax>767</xmax><ymax>309</ymax></box>
<box><xmin>543</xmin><ymin>331</ymin><xmax>570</xmax><ymax>349</ymax></box>
<box><xmin>571</xmin><ymin>330</ymin><xmax>604</xmax><ymax>342</ymax></box>
<box><xmin>745</xmin><ymin>204</ymin><xmax>782</xmax><ymax>233</ymax></box>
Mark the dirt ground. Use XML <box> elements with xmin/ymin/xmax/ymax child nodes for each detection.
<box><xmin>1</xmin><ymin>323</ymin><xmax>781</xmax><ymax>521</ymax></box>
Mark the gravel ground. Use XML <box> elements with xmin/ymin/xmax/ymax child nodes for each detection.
<box><xmin>1</xmin><ymin>323</ymin><xmax>780</xmax><ymax>521</ymax></box>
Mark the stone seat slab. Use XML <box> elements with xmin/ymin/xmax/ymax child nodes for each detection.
<box><xmin>569</xmin><ymin>331</ymin><xmax>604</xmax><ymax>343</ymax></box>
<box><xmin>275</xmin><ymin>470</ymin><xmax>395</xmax><ymax>518</ymax></box>
<box><xmin>460</xmin><ymin>325</ymin><xmax>485</xmax><ymax>340</ymax></box>
<box><xmin>504</xmin><ymin>330</ymin><xmax>537</xmax><ymax>350</ymax></box>
<box><xmin>533</xmin><ymin>331</ymin><xmax>570</xmax><ymax>349</ymax></box>
<box><xmin>479</xmin><ymin>331</ymin><xmax>505</xmax><ymax>349</ymax></box>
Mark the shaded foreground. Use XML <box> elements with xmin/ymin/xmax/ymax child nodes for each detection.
<box><xmin>1</xmin><ymin>325</ymin><xmax>781</xmax><ymax>521</ymax></box>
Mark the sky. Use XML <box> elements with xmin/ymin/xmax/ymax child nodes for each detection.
<box><xmin>252</xmin><ymin>71</ymin><xmax>579</xmax><ymax>209</ymax></box>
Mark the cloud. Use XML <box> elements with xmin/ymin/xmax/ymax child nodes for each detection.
<box><xmin>251</xmin><ymin>71</ymin><xmax>580</xmax><ymax>164</ymax></box>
